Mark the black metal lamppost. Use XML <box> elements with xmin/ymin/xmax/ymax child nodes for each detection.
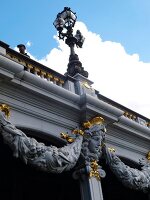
<box><xmin>53</xmin><ymin>7</ymin><xmax>88</xmax><ymax>78</ymax></box>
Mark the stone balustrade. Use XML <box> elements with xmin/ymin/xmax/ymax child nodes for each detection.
<box><xmin>6</xmin><ymin>52</ymin><xmax>65</xmax><ymax>87</ymax></box>
<box><xmin>0</xmin><ymin>41</ymin><xmax>65</xmax><ymax>88</ymax></box>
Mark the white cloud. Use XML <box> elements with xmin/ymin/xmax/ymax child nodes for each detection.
<box><xmin>38</xmin><ymin>21</ymin><xmax>150</xmax><ymax>119</ymax></box>
<box><xmin>26</xmin><ymin>41</ymin><xmax>32</xmax><ymax>47</ymax></box>
<box><xmin>39</xmin><ymin>36</ymin><xmax>69</xmax><ymax>74</ymax></box>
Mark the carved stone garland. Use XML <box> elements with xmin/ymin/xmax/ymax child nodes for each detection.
<box><xmin>103</xmin><ymin>144</ymin><xmax>150</xmax><ymax>193</ymax></box>
<box><xmin>0</xmin><ymin>110</ymin><xmax>83</xmax><ymax>173</ymax></box>
<box><xmin>1</xmin><ymin>104</ymin><xmax>150</xmax><ymax>194</ymax></box>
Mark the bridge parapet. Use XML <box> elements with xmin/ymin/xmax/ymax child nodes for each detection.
<box><xmin>0</xmin><ymin>40</ymin><xmax>150</xmax><ymax>164</ymax></box>
<box><xmin>0</xmin><ymin>41</ymin><xmax>66</xmax><ymax>87</ymax></box>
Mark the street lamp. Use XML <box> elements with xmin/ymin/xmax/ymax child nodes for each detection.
<box><xmin>53</xmin><ymin>7</ymin><xmax>88</xmax><ymax>78</ymax></box>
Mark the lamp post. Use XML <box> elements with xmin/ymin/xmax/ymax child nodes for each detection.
<box><xmin>53</xmin><ymin>7</ymin><xmax>88</xmax><ymax>78</ymax></box>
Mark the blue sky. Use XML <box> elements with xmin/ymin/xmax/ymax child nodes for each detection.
<box><xmin>1</xmin><ymin>0</ymin><xmax>150</xmax><ymax>118</ymax></box>
<box><xmin>1</xmin><ymin>0</ymin><xmax>150</xmax><ymax>62</ymax></box>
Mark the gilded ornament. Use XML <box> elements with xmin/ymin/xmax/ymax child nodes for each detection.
<box><xmin>108</xmin><ymin>147</ymin><xmax>116</xmax><ymax>153</ymax></box>
<box><xmin>0</xmin><ymin>104</ymin><xmax>10</xmax><ymax>118</ymax></box>
<box><xmin>46</xmin><ymin>73</ymin><xmax>53</xmax><ymax>79</ymax></box>
<box><xmin>82</xmin><ymin>81</ymin><xmax>91</xmax><ymax>89</ymax></box>
<box><xmin>90</xmin><ymin>116</ymin><xmax>104</xmax><ymax>125</ymax></box>
<box><xmin>146</xmin><ymin>122</ymin><xmax>150</xmax><ymax>127</ymax></box>
<box><xmin>89</xmin><ymin>160</ymin><xmax>100</xmax><ymax>180</ymax></box>
<box><xmin>39</xmin><ymin>71</ymin><xmax>46</xmax><ymax>77</ymax></box>
<box><xmin>60</xmin><ymin>132</ymin><xmax>75</xmax><ymax>143</ymax></box>
<box><xmin>59</xmin><ymin>80</ymin><xmax>65</xmax><ymax>85</ymax></box>
<box><xmin>83</xmin><ymin>121</ymin><xmax>91</xmax><ymax>129</ymax></box>
<box><xmin>53</xmin><ymin>77</ymin><xmax>59</xmax><ymax>82</ymax></box>
<box><xmin>124</xmin><ymin>111</ymin><xmax>136</xmax><ymax>120</ymax></box>
<box><xmin>33</xmin><ymin>67</ymin><xmax>40</xmax><ymax>73</ymax></box>
<box><xmin>72</xmin><ymin>129</ymin><xmax>84</xmax><ymax>136</ymax></box>
<box><xmin>146</xmin><ymin>151</ymin><xmax>150</xmax><ymax>160</ymax></box>
<box><xmin>83</xmin><ymin>116</ymin><xmax>105</xmax><ymax>129</ymax></box>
